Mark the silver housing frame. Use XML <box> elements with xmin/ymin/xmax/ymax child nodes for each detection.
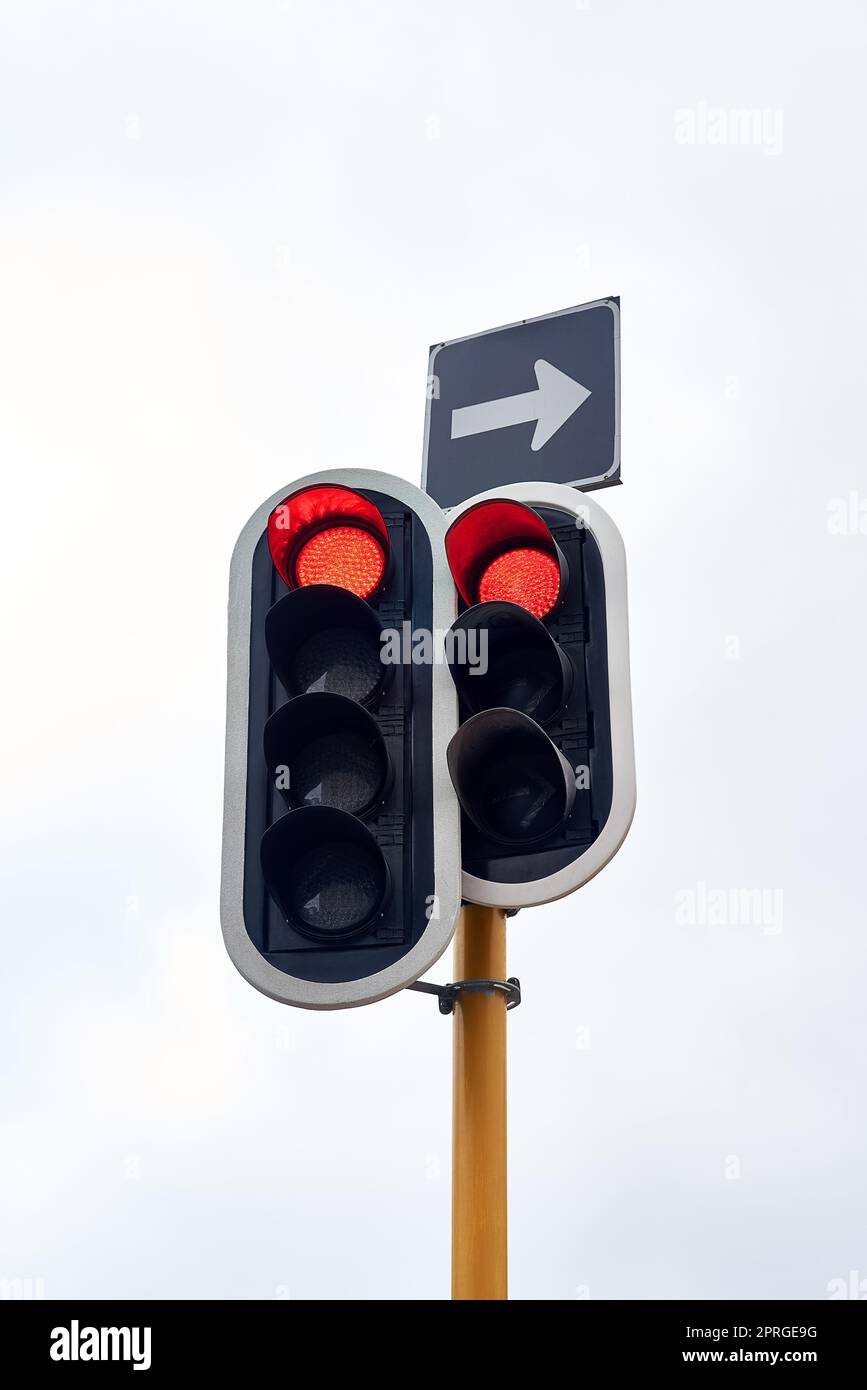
<box><xmin>447</xmin><ymin>481</ymin><xmax>636</xmax><ymax>910</ymax></box>
<box><xmin>220</xmin><ymin>469</ymin><xmax>461</xmax><ymax>1009</ymax></box>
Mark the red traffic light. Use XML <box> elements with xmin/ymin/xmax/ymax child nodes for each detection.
<box><xmin>445</xmin><ymin>498</ymin><xmax>566</xmax><ymax>620</ymax></box>
<box><xmin>477</xmin><ymin>546</ymin><xmax>561</xmax><ymax>619</ymax></box>
<box><xmin>294</xmin><ymin>525</ymin><xmax>385</xmax><ymax>596</ymax></box>
<box><xmin>268</xmin><ymin>484</ymin><xmax>389</xmax><ymax>600</ymax></box>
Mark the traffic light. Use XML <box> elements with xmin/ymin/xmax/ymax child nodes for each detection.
<box><xmin>221</xmin><ymin>469</ymin><xmax>461</xmax><ymax>1009</ymax></box>
<box><xmin>442</xmin><ymin>482</ymin><xmax>635</xmax><ymax>909</ymax></box>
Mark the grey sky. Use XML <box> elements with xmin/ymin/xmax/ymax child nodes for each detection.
<box><xmin>1</xmin><ymin>0</ymin><xmax>865</xmax><ymax>1299</ymax></box>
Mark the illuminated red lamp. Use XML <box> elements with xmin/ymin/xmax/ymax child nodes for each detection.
<box><xmin>268</xmin><ymin>485</ymin><xmax>389</xmax><ymax>600</ymax></box>
<box><xmin>445</xmin><ymin>499</ymin><xmax>567</xmax><ymax>620</ymax></box>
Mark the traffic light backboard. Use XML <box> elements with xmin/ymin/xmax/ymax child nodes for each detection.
<box><xmin>442</xmin><ymin>481</ymin><xmax>635</xmax><ymax>910</ymax></box>
<box><xmin>221</xmin><ymin>469</ymin><xmax>461</xmax><ymax>1008</ymax></box>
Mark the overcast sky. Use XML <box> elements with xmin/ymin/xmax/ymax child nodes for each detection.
<box><xmin>1</xmin><ymin>0</ymin><xmax>866</xmax><ymax>1300</ymax></box>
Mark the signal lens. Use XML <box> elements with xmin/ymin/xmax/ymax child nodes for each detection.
<box><xmin>265</xmin><ymin>692</ymin><xmax>391</xmax><ymax>820</ymax></box>
<box><xmin>266</xmin><ymin>588</ymin><xmax>392</xmax><ymax>708</ymax></box>
<box><xmin>445</xmin><ymin>498</ymin><xmax>566</xmax><ymax>614</ymax></box>
<box><xmin>294</xmin><ymin>526</ymin><xmax>385</xmax><ymax>599</ymax></box>
<box><xmin>477</xmin><ymin>547</ymin><xmax>561</xmax><ymax>619</ymax></box>
<box><xmin>446</xmin><ymin>709</ymin><xmax>577</xmax><ymax>846</ymax></box>
<box><xmin>268</xmin><ymin>484</ymin><xmax>390</xmax><ymax>599</ymax></box>
<box><xmin>260</xmin><ymin>805</ymin><xmax>390</xmax><ymax>942</ymax></box>
<box><xmin>289</xmin><ymin>841</ymin><xmax>384</xmax><ymax>935</ymax></box>
<box><xmin>291</xmin><ymin>625</ymin><xmax>383</xmax><ymax>704</ymax></box>
<box><xmin>445</xmin><ymin>601</ymin><xmax>572</xmax><ymax>726</ymax></box>
<box><xmin>292</xmin><ymin>733</ymin><xmax>385</xmax><ymax>817</ymax></box>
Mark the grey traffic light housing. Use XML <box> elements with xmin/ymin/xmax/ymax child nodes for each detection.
<box><xmin>444</xmin><ymin>481</ymin><xmax>635</xmax><ymax>910</ymax></box>
<box><xmin>221</xmin><ymin>469</ymin><xmax>461</xmax><ymax>1009</ymax></box>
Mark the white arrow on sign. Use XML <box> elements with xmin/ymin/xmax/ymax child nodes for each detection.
<box><xmin>450</xmin><ymin>359</ymin><xmax>591</xmax><ymax>452</ymax></box>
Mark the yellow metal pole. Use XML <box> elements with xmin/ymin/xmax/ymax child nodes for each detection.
<box><xmin>451</xmin><ymin>902</ymin><xmax>508</xmax><ymax>1300</ymax></box>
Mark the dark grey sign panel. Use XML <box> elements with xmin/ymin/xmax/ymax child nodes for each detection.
<box><xmin>423</xmin><ymin>298</ymin><xmax>620</xmax><ymax>509</ymax></box>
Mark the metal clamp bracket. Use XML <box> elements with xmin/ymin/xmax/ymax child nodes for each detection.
<box><xmin>407</xmin><ymin>977</ymin><xmax>522</xmax><ymax>1016</ymax></box>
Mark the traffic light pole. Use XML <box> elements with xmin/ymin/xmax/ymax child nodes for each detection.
<box><xmin>451</xmin><ymin>903</ymin><xmax>508</xmax><ymax>1300</ymax></box>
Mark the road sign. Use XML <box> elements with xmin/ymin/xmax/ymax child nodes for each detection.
<box><xmin>221</xmin><ymin>469</ymin><xmax>461</xmax><ymax>1009</ymax></box>
<box><xmin>442</xmin><ymin>480</ymin><xmax>635</xmax><ymax>910</ymax></box>
<box><xmin>423</xmin><ymin>298</ymin><xmax>620</xmax><ymax>509</ymax></box>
